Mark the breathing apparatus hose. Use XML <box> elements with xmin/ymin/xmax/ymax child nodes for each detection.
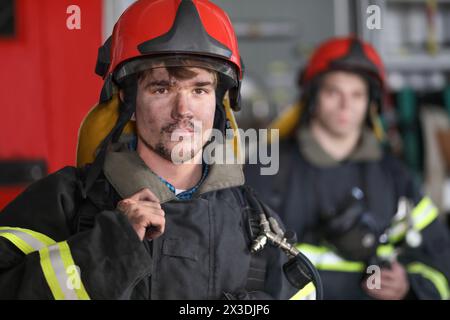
<box><xmin>244</xmin><ymin>187</ymin><xmax>323</xmax><ymax>300</ymax></box>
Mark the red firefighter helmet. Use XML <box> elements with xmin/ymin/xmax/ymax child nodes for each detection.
<box><xmin>301</xmin><ymin>36</ymin><xmax>385</xmax><ymax>88</ymax></box>
<box><xmin>97</xmin><ymin>0</ymin><xmax>243</xmax><ymax>110</ymax></box>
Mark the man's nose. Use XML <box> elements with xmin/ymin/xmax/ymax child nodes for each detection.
<box><xmin>339</xmin><ymin>94</ymin><xmax>351</xmax><ymax>111</ymax></box>
<box><xmin>171</xmin><ymin>91</ymin><xmax>192</xmax><ymax>119</ymax></box>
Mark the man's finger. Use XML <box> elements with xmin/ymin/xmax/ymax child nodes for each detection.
<box><xmin>363</xmin><ymin>280</ymin><xmax>397</xmax><ymax>298</ymax></box>
<box><xmin>144</xmin><ymin>216</ymin><xmax>165</xmax><ymax>239</ymax></box>
<box><xmin>147</xmin><ymin>214</ymin><xmax>165</xmax><ymax>229</ymax></box>
<box><xmin>380</xmin><ymin>279</ymin><xmax>400</xmax><ymax>291</ymax></box>
<box><xmin>130</xmin><ymin>188</ymin><xmax>160</xmax><ymax>203</ymax></box>
<box><xmin>390</xmin><ymin>261</ymin><xmax>407</xmax><ymax>274</ymax></box>
<box><xmin>364</xmin><ymin>288</ymin><xmax>385</xmax><ymax>299</ymax></box>
<box><xmin>117</xmin><ymin>199</ymin><xmax>136</xmax><ymax>212</ymax></box>
<box><xmin>134</xmin><ymin>200</ymin><xmax>163</xmax><ymax>212</ymax></box>
<box><xmin>117</xmin><ymin>201</ymin><xmax>126</xmax><ymax>212</ymax></box>
<box><xmin>380</xmin><ymin>265</ymin><xmax>403</xmax><ymax>277</ymax></box>
<box><xmin>145</xmin><ymin>227</ymin><xmax>164</xmax><ymax>240</ymax></box>
<box><xmin>365</xmin><ymin>287</ymin><xmax>397</xmax><ymax>300</ymax></box>
<box><xmin>380</xmin><ymin>270</ymin><xmax>397</xmax><ymax>281</ymax></box>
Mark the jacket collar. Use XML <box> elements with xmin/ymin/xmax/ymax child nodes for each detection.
<box><xmin>297</xmin><ymin>126</ymin><xmax>382</xmax><ymax>168</ymax></box>
<box><xmin>103</xmin><ymin>146</ymin><xmax>245</xmax><ymax>203</ymax></box>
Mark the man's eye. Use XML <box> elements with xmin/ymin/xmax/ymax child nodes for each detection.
<box><xmin>153</xmin><ymin>88</ymin><xmax>169</xmax><ymax>94</ymax></box>
<box><xmin>194</xmin><ymin>88</ymin><xmax>208</xmax><ymax>95</ymax></box>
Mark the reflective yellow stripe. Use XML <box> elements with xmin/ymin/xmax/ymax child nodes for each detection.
<box><xmin>0</xmin><ymin>227</ymin><xmax>89</xmax><ymax>299</ymax></box>
<box><xmin>296</xmin><ymin>243</ymin><xmax>365</xmax><ymax>272</ymax></box>
<box><xmin>39</xmin><ymin>246</ymin><xmax>65</xmax><ymax>300</ymax></box>
<box><xmin>0</xmin><ymin>233</ymin><xmax>35</xmax><ymax>254</ymax></box>
<box><xmin>416</xmin><ymin>206</ymin><xmax>438</xmax><ymax>231</ymax></box>
<box><xmin>376</xmin><ymin>244</ymin><xmax>395</xmax><ymax>260</ymax></box>
<box><xmin>388</xmin><ymin>221</ymin><xmax>408</xmax><ymax>243</ymax></box>
<box><xmin>318</xmin><ymin>261</ymin><xmax>365</xmax><ymax>272</ymax></box>
<box><xmin>296</xmin><ymin>243</ymin><xmax>327</xmax><ymax>255</ymax></box>
<box><xmin>0</xmin><ymin>226</ymin><xmax>55</xmax><ymax>246</ymax></box>
<box><xmin>388</xmin><ymin>197</ymin><xmax>438</xmax><ymax>244</ymax></box>
<box><xmin>412</xmin><ymin>197</ymin><xmax>432</xmax><ymax>220</ymax></box>
<box><xmin>411</xmin><ymin>197</ymin><xmax>439</xmax><ymax>231</ymax></box>
<box><xmin>58</xmin><ymin>242</ymin><xmax>90</xmax><ymax>300</ymax></box>
<box><xmin>0</xmin><ymin>227</ymin><xmax>56</xmax><ymax>255</ymax></box>
<box><xmin>297</xmin><ymin>243</ymin><xmax>398</xmax><ymax>272</ymax></box>
<box><xmin>407</xmin><ymin>262</ymin><xmax>450</xmax><ymax>300</ymax></box>
<box><xmin>39</xmin><ymin>241</ymin><xmax>90</xmax><ymax>300</ymax></box>
<box><xmin>290</xmin><ymin>282</ymin><xmax>316</xmax><ymax>300</ymax></box>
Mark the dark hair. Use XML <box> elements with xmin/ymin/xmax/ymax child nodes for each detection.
<box><xmin>137</xmin><ymin>65</ymin><xmax>218</xmax><ymax>88</ymax></box>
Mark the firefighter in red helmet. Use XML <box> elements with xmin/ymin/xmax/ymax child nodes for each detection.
<box><xmin>246</xmin><ymin>37</ymin><xmax>450</xmax><ymax>299</ymax></box>
<box><xmin>0</xmin><ymin>0</ymin><xmax>306</xmax><ymax>299</ymax></box>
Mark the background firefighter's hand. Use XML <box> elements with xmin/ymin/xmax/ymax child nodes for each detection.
<box><xmin>117</xmin><ymin>188</ymin><xmax>165</xmax><ymax>241</ymax></box>
<box><xmin>362</xmin><ymin>260</ymin><xmax>410</xmax><ymax>300</ymax></box>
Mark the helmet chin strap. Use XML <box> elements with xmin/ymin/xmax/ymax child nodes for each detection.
<box><xmin>213</xmin><ymin>85</ymin><xmax>228</xmax><ymax>133</ymax></box>
<box><xmin>82</xmin><ymin>77</ymin><xmax>138</xmax><ymax>198</ymax></box>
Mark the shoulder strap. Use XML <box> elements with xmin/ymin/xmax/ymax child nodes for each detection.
<box><xmin>230</xmin><ymin>186</ymin><xmax>268</xmax><ymax>292</ymax></box>
<box><xmin>73</xmin><ymin>166</ymin><xmax>119</xmax><ymax>233</ymax></box>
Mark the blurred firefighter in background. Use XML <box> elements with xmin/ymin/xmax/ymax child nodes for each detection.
<box><xmin>246</xmin><ymin>37</ymin><xmax>450</xmax><ymax>300</ymax></box>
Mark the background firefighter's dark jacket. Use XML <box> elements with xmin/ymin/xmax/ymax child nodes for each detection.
<box><xmin>0</xmin><ymin>146</ymin><xmax>297</xmax><ymax>299</ymax></box>
<box><xmin>245</xmin><ymin>127</ymin><xmax>450</xmax><ymax>300</ymax></box>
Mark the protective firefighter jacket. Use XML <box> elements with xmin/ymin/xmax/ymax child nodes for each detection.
<box><xmin>245</xmin><ymin>128</ymin><xmax>450</xmax><ymax>300</ymax></box>
<box><xmin>0</xmin><ymin>147</ymin><xmax>298</xmax><ymax>299</ymax></box>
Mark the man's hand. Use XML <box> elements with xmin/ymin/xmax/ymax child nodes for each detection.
<box><xmin>362</xmin><ymin>260</ymin><xmax>410</xmax><ymax>300</ymax></box>
<box><xmin>117</xmin><ymin>188</ymin><xmax>165</xmax><ymax>241</ymax></box>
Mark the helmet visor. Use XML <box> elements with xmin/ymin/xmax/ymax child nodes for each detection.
<box><xmin>114</xmin><ymin>54</ymin><xmax>238</xmax><ymax>87</ymax></box>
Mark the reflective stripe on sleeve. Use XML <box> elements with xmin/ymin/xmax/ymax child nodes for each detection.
<box><xmin>0</xmin><ymin>227</ymin><xmax>55</xmax><ymax>254</ymax></box>
<box><xmin>39</xmin><ymin>241</ymin><xmax>90</xmax><ymax>300</ymax></box>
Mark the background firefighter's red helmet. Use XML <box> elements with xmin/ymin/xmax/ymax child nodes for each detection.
<box><xmin>300</xmin><ymin>36</ymin><xmax>386</xmax><ymax>88</ymax></box>
<box><xmin>290</xmin><ymin>36</ymin><xmax>388</xmax><ymax>140</ymax></box>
